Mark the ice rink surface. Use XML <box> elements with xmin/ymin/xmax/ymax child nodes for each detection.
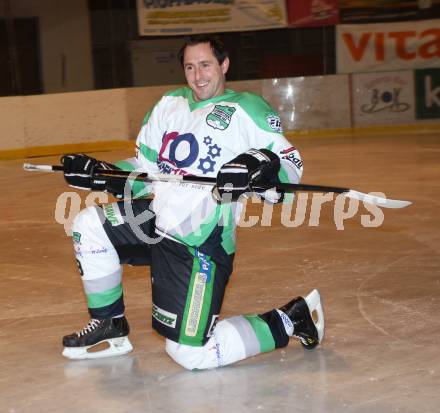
<box><xmin>1</xmin><ymin>132</ymin><xmax>439</xmax><ymax>413</ymax></box>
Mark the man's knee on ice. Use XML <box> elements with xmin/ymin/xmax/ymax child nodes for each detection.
<box><xmin>165</xmin><ymin>320</ymin><xmax>249</xmax><ymax>370</ymax></box>
<box><xmin>165</xmin><ymin>339</ymin><xmax>220</xmax><ymax>370</ymax></box>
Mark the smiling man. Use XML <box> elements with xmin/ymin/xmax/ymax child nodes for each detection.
<box><xmin>181</xmin><ymin>39</ymin><xmax>229</xmax><ymax>102</ymax></box>
<box><xmin>59</xmin><ymin>34</ymin><xmax>324</xmax><ymax>369</ymax></box>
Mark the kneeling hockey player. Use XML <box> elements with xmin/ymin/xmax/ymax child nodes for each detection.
<box><xmin>60</xmin><ymin>34</ymin><xmax>324</xmax><ymax>369</ymax></box>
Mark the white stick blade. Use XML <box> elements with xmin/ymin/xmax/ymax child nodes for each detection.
<box><xmin>345</xmin><ymin>190</ymin><xmax>412</xmax><ymax>209</ymax></box>
<box><xmin>23</xmin><ymin>163</ymin><xmax>54</xmax><ymax>172</ymax></box>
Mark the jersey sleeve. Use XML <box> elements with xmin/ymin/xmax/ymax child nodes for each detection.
<box><xmin>239</xmin><ymin>93</ymin><xmax>303</xmax><ymax>186</ymax></box>
<box><xmin>114</xmin><ymin>98</ymin><xmax>165</xmax><ymax>198</ymax></box>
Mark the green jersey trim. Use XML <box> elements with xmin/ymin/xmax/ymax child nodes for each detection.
<box><xmin>163</xmin><ymin>87</ymin><xmax>282</xmax><ymax>134</ymax></box>
<box><xmin>278</xmin><ymin>164</ymin><xmax>289</xmax><ymax>183</ymax></box>
<box><xmin>165</xmin><ymin>87</ymin><xmax>238</xmax><ymax>112</ymax></box>
<box><xmin>220</xmin><ymin>204</ymin><xmax>236</xmax><ymax>254</ymax></box>
<box><xmin>221</xmin><ymin>92</ymin><xmax>282</xmax><ymax>134</ymax></box>
<box><xmin>114</xmin><ymin>160</ymin><xmax>149</xmax><ymax>198</ymax></box>
<box><xmin>278</xmin><ymin>165</ymin><xmax>295</xmax><ymax>203</ymax></box>
<box><xmin>170</xmin><ymin>209</ymin><xmax>219</xmax><ymax>247</ymax></box>
<box><xmin>265</xmin><ymin>141</ymin><xmax>295</xmax><ymax>203</ymax></box>
<box><xmin>139</xmin><ymin>143</ymin><xmax>158</xmax><ymax>163</ymax></box>
<box><xmin>188</xmin><ymin>88</ymin><xmax>237</xmax><ymax>112</ymax></box>
<box><xmin>169</xmin><ymin>203</ymin><xmax>236</xmax><ymax>254</ymax></box>
<box><xmin>114</xmin><ymin>160</ymin><xmax>134</xmax><ymax>170</ymax></box>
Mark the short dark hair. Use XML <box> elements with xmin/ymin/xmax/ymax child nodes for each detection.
<box><xmin>177</xmin><ymin>34</ymin><xmax>229</xmax><ymax>66</ymax></box>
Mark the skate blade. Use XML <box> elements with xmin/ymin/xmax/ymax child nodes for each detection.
<box><xmin>62</xmin><ymin>337</ymin><xmax>133</xmax><ymax>360</ymax></box>
<box><xmin>305</xmin><ymin>289</ymin><xmax>324</xmax><ymax>343</ymax></box>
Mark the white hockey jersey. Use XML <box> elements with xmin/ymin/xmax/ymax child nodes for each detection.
<box><xmin>115</xmin><ymin>87</ymin><xmax>303</xmax><ymax>254</ymax></box>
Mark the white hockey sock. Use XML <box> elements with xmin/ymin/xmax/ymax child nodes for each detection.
<box><xmin>275</xmin><ymin>309</ymin><xmax>294</xmax><ymax>336</ymax></box>
<box><xmin>166</xmin><ymin>315</ymin><xmax>278</xmax><ymax>370</ymax></box>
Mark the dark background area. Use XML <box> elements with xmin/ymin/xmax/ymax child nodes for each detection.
<box><xmin>2</xmin><ymin>0</ymin><xmax>440</xmax><ymax>96</ymax></box>
<box><xmin>0</xmin><ymin>0</ymin><xmax>335</xmax><ymax>96</ymax></box>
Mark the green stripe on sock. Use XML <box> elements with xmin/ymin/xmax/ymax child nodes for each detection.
<box><xmin>244</xmin><ymin>315</ymin><xmax>276</xmax><ymax>353</ymax></box>
<box><xmin>87</xmin><ymin>284</ymin><xmax>123</xmax><ymax>309</ymax></box>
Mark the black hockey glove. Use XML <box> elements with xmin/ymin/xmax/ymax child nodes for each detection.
<box><xmin>215</xmin><ymin>148</ymin><xmax>280</xmax><ymax>202</ymax></box>
<box><xmin>61</xmin><ymin>154</ymin><xmax>126</xmax><ymax>198</ymax></box>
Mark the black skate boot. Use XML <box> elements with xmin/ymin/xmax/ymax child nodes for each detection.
<box><xmin>62</xmin><ymin>317</ymin><xmax>132</xmax><ymax>360</ymax></box>
<box><xmin>279</xmin><ymin>289</ymin><xmax>324</xmax><ymax>350</ymax></box>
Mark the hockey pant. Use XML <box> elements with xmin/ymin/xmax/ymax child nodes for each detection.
<box><xmin>71</xmin><ymin>200</ymin><xmax>289</xmax><ymax>369</ymax></box>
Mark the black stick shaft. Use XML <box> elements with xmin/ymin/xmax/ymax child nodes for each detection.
<box><xmin>47</xmin><ymin>164</ymin><xmax>349</xmax><ymax>194</ymax></box>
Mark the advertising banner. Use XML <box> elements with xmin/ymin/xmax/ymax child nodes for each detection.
<box><xmin>137</xmin><ymin>0</ymin><xmax>287</xmax><ymax>36</ymax></box>
<box><xmin>352</xmin><ymin>71</ymin><xmax>415</xmax><ymax>127</ymax></box>
<box><xmin>337</xmin><ymin>19</ymin><xmax>440</xmax><ymax>73</ymax></box>
<box><xmin>339</xmin><ymin>0</ymin><xmax>440</xmax><ymax>24</ymax></box>
<box><xmin>287</xmin><ymin>0</ymin><xmax>339</xmax><ymax>27</ymax></box>
<box><xmin>415</xmin><ymin>68</ymin><xmax>440</xmax><ymax>119</ymax></box>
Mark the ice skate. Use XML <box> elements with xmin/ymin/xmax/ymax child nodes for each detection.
<box><xmin>279</xmin><ymin>289</ymin><xmax>324</xmax><ymax>349</ymax></box>
<box><xmin>62</xmin><ymin>317</ymin><xmax>133</xmax><ymax>360</ymax></box>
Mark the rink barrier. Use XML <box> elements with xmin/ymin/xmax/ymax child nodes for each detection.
<box><xmin>0</xmin><ymin>140</ymin><xmax>133</xmax><ymax>160</ymax></box>
<box><xmin>285</xmin><ymin>123</ymin><xmax>440</xmax><ymax>139</ymax></box>
<box><xmin>1</xmin><ymin>69</ymin><xmax>440</xmax><ymax>160</ymax></box>
<box><xmin>2</xmin><ymin>123</ymin><xmax>440</xmax><ymax>160</ymax></box>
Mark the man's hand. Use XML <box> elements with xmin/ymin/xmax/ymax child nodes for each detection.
<box><xmin>61</xmin><ymin>154</ymin><xmax>108</xmax><ymax>191</ymax></box>
<box><xmin>215</xmin><ymin>148</ymin><xmax>280</xmax><ymax>202</ymax></box>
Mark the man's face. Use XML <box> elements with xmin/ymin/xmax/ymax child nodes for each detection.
<box><xmin>183</xmin><ymin>42</ymin><xmax>229</xmax><ymax>102</ymax></box>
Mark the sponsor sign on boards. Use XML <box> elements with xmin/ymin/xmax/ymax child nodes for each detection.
<box><xmin>415</xmin><ymin>68</ymin><xmax>440</xmax><ymax>119</ymax></box>
<box><xmin>352</xmin><ymin>71</ymin><xmax>415</xmax><ymax>127</ymax></box>
<box><xmin>337</xmin><ymin>19</ymin><xmax>440</xmax><ymax>73</ymax></box>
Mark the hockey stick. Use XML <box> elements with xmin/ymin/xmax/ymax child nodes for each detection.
<box><xmin>23</xmin><ymin>162</ymin><xmax>412</xmax><ymax>209</ymax></box>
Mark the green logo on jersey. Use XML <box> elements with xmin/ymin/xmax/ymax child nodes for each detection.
<box><xmin>266</xmin><ymin>114</ymin><xmax>283</xmax><ymax>133</ymax></box>
<box><xmin>206</xmin><ymin>105</ymin><xmax>236</xmax><ymax>130</ymax></box>
<box><xmin>72</xmin><ymin>231</ymin><xmax>81</xmax><ymax>243</ymax></box>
